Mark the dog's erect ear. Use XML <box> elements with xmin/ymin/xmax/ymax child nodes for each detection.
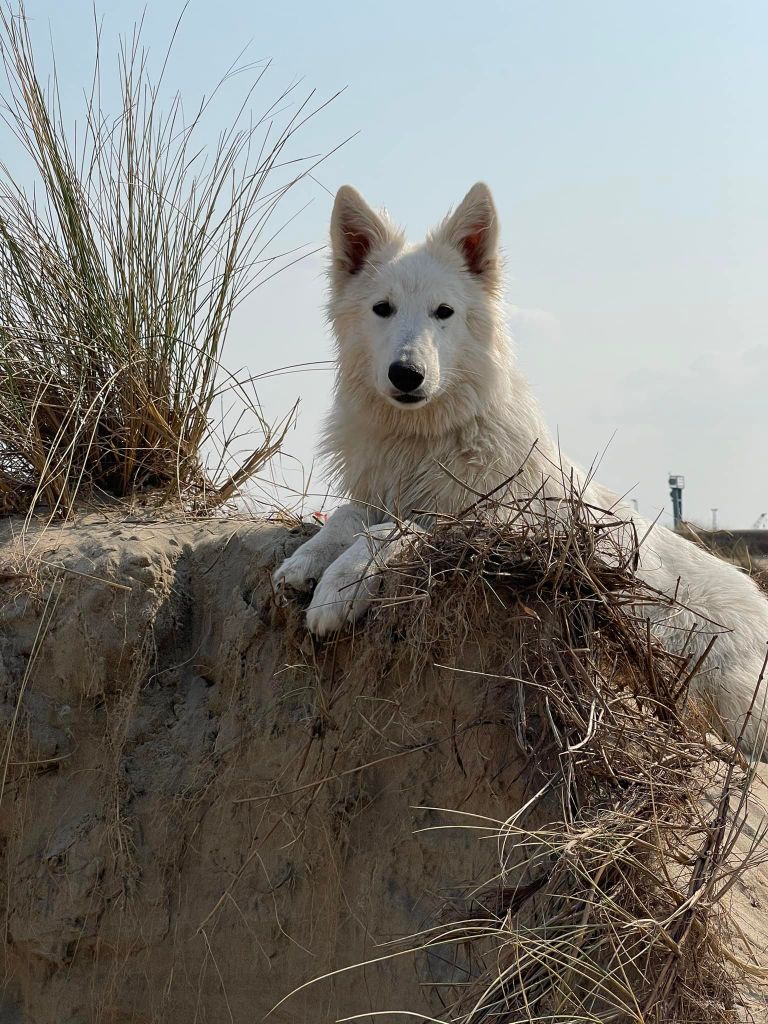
<box><xmin>434</xmin><ymin>183</ymin><xmax>500</xmax><ymax>287</ymax></box>
<box><xmin>330</xmin><ymin>186</ymin><xmax>397</xmax><ymax>279</ymax></box>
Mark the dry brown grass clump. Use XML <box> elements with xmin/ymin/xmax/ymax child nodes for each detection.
<box><xmin>0</xmin><ymin>3</ymin><xmax>333</xmax><ymax>517</ymax></box>
<box><xmin>295</xmin><ymin>490</ymin><xmax>768</xmax><ymax>1022</ymax></box>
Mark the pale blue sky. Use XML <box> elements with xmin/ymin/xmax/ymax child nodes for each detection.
<box><xmin>7</xmin><ymin>1</ymin><xmax>768</xmax><ymax>526</ymax></box>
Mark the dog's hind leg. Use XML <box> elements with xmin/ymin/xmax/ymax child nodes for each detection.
<box><xmin>305</xmin><ymin>520</ymin><xmax>423</xmax><ymax>636</ymax></box>
<box><xmin>272</xmin><ymin>502</ymin><xmax>371</xmax><ymax>596</ymax></box>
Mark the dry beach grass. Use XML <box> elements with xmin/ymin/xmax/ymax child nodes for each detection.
<box><xmin>276</xmin><ymin>488</ymin><xmax>768</xmax><ymax>1023</ymax></box>
<box><xmin>0</xmin><ymin>1</ymin><xmax>336</xmax><ymax>518</ymax></box>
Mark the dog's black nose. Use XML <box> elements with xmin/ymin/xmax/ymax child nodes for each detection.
<box><xmin>388</xmin><ymin>362</ymin><xmax>425</xmax><ymax>393</ymax></box>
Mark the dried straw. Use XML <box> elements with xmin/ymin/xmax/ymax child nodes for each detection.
<box><xmin>291</xmin><ymin>485</ymin><xmax>767</xmax><ymax>1022</ymax></box>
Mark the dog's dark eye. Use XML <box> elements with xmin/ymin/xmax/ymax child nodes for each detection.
<box><xmin>372</xmin><ymin>300</ymin><xmax>395</xmax><ymax>318</ymax></box>
<box><xmin>434</xmin><ymin>304</ymin><xmax>454</xmax><ymax>320</ymax></box>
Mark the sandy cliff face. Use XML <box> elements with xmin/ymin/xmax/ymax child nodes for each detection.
<box><xmin>0</xmin><ymin>516</ymin><xmax>539</xmax><ymax>1023</ymax></box>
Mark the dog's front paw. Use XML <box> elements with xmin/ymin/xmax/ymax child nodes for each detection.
<box><xmin>305</xmin><ymin>562</ymin><xmax>381</xmax><ymax>637</ymax></box>
<box><xmin>305</xmin><ymin>594</ymin><xmax>351</xmax><ymax>636</ymax></box>
<box><xmin>272</xmin><ymin>545</ymin><xmax>327</xmax><ymax>598</ymax></box>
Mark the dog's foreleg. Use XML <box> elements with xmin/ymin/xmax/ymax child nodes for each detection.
<box><xmin>306</xmin><ymin>520</ymin><xmax>422</xmax><ymax>636</ymax></box>
<box><xmin>272</xmin><ymin>502</ymin><xmax>371</xmax><ymax>595</ymax></box>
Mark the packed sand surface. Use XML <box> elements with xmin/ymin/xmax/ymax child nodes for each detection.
<box><xmin>0</xmin><ymin>516</ymin><xmax>553</xmax><ymax>1023</ymax></box>
<box><xmin>0</xmin><ymin>515</ymin><xmax>767</xmax><ymax>1023</ymax></box>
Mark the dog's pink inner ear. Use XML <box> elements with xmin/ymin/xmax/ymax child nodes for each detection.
<box><xmin>344</xmin><ymin>229</ymin><xmax>373</xmax><ymax>275</ymax></box>
<box><xmin>461</xmin><ymin>227</ymin><xmax>488</xmax><ymax>276</ymax></box>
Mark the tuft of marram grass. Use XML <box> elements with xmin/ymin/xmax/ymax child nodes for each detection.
<box><xmin>0</xmin><ymin>2</ymin><xmax>335</xmax><ymax>517</ymax></box>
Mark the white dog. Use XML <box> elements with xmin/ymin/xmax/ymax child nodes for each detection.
<box><xmin>274</xmin><ymin>183</ymin><xmax>768</xmax><ymax>756</ymax></box>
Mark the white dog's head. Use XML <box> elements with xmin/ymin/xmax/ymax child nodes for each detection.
<box><xmin>328</xmin><ymin>184</ymin><xmax>506</xmax><ymax>433</ymax></box>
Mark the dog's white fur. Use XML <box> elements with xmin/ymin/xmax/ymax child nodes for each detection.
<box><xmin>274</xmin><ymin>183</ymin><xmax>768</xmax><ymax>756</ymax></box>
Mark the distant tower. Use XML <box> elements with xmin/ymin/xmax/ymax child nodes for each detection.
<box><xmin>711</xmin><ymin>508</ymin><xmax>718</xmax><ymax>532</ymax></box>
<box><xmin>668</xmin><ymin>474</ymin><xmax>685</xmax><ymax>529</ymax></box>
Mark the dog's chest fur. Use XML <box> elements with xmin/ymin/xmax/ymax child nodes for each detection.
<box><xmin>324</xmin><ymin>393</ymin><xmax>563</xmax><ymax>522</ymax></box>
